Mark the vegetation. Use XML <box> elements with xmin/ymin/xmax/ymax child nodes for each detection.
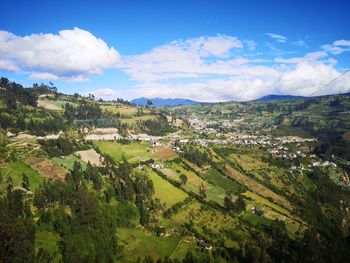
<box><xmin>1</xmin><ymin>78</ymin><xmax>350</xmax><ymax>262</ymax></box>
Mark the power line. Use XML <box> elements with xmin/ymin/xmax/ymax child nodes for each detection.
<box><xmin>307</xmin><ymin>69</ymin><xmax>350</xmax><ymax>98</ymax></box>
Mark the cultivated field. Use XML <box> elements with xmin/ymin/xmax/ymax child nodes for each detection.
<box><xmin>0</xmin><ymin>161</ymin><xmax>43</xmax><ymax>192</ymax></box>
<box><xmin>30</xmin><ymin>159</ymin><xmax>68</xmax><ymax>181</ymax></box>
<box><xmin>147</xmin><ymin>168</ymin><xmax>188</xmax><ymax>208</ymax></box>
<box><xmin>51</xmin><ymin>154</ymin><xmax>87</xmax><ymax>171</ymax></box>
<box><xmin>118</xmin><ymin>228</ymin><xmax>180</xmax><ymax>262</ymax></box>
<box><xmin>222</xmin><ymin>163</ymin><xmax>293</xmax><ymax>210</ymax></box>
<box><xmin>75</xmin><ymin>149</ymin><xmax>104</xmax><ymax>166</ymax></box>
<box><xmin>94</xmin><ymin>141</ymin><xmax>156</xmax><ymax>163</ymax></box>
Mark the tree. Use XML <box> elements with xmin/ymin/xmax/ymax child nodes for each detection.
<box><xmin>199</xmin><ymin>182</ymin><xmax>206</xmax><ymax>199</ymax></box>
<box><xmin>0</xmin><ymin>194</ymin><xmax>35</xmax><ymax>263</ymax></box>
<box><xmin>146</xmin><ymin>99</ymin><xmax>153</xmax><ymax>108</ymax></box>
<box><xmin>180</xmin><ymin>174</ymin><xmax>188</xmax><ymax>185</ymax></box>
<box><xmin>234</xmin><ymin>195</ymin><xmax>246</xmax><ymax>212</ymax></box>
<box><xmin>22</xmin><ymin>173</ymin><xmax>30</xmax><ymax>190</ymax></box>
<box><xmin>64</xmin><ymin>103</ymin><xmax>76</xmax><ymax>122</ymax></box>
<box><xmin>224</xmin><ymin>193</ymin><xmax>235</xmax><ymax>210</ymax></box>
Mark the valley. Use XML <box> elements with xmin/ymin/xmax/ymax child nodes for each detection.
<box><xmin>1</xmin><ymin>78</ymin><xmax>350</xmax><ymax>262</ymax></box>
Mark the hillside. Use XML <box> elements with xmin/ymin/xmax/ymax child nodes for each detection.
<box><xmin>1</xmin><ymin>78</ymin><xmax>350</xmax><ymax>262</ymax></box>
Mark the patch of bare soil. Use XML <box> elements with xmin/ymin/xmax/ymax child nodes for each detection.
<box><xmin>75</xmin><ymin>149</ymin><xmax>104</xmax><ymax>166</ymax></box>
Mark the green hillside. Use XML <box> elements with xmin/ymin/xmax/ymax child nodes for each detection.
<box><xmin>1</xmin><ymin>78</ymin><xmax>350</xmax><ymax>262</ymax></box>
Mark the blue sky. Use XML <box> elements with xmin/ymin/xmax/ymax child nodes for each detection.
<box><xmin>1</xmin><ymin>0</ymin><xmax>350</xmax><ymax>101</ymax></box>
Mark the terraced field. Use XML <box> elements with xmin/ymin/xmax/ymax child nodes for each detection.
<box><xmin>147</xmin><ymin>168</ymin><xmax>188</xmax><ymax>209</ymax></box>
<box><xmin>222</xmin><ymin>163</ymin><xmax>293</xmax><ymax>210</ymax></box>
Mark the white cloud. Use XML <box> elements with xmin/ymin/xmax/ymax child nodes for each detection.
<box><xmin>266</xmin><ymin>33</ymin><xmax>288</xmax><ymax>43</ymax></box>
<box><xmin>1</xmin><ymin>29</ymin><xmax>349</xmax><ymax>102</ymax></box>
<box><xmin>122</xmin><ymin>35</ymin><xmax>248</xmax><ymax>83</ymax></box>
<box><xmin>121</xmin><ymin>36</ymin><xmax>350</xmax><ymax>101</ymax></box>
<box><xmin>333</xmin><ymin>40</ymin><xmax>350</xmax><ymax>47</ymax></box>
<box><xmin>84</xmin><ymin>88</ymin><xmax>120</xmax><ymax>99</ymax></box>
<box><xmin>274</xmin><ymin>51</ymin><xmax>328</xmax><ymax>64</ymax></box>
<box><xmin>0</xmin><ymin>28</ymin><xmax>120</xmax><ymax>81</ymax></box>
<box><xmin>322</xmin><ymin>39</ymin><xmax>350</xmax><ymax>55</ymax></box>
<box><xmin>129</xmin><ymin>61</ymin><xmax>349</xmax><ymax>102</ymax></box>
<box><xmin>0</xmin><ymin>59</ymin><xmax>20</xmax><ymax>72</ymax></box>
<box><xmin>245</xmin><ymin>40</ymin><xmax>257</xmax><ymax>50</ymax></box>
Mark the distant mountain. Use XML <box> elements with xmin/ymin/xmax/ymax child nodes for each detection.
<box><xmin>256</xmin><ymin>94</ymin><xmax>306</xmax><ymax>101</ymax></box>
<box><xmin>131</xmin><ymin>97</ymin><xmax>201</xmax><ymax>107</ymax></box>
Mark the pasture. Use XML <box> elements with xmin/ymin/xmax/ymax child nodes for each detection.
<box><xmin>118</xmin><ymin>228</ymin><xmax>180</xmax><ymax>262</ymax></box>
<box><xmin>201</xmin><ymin>168</ymin><xmax>242</xmax><ymax>194</ymax></box>
<box><xmin>147</xmin><ymin>168</ymin><xmax>188</xmax><ymax>208</ymax></box>
<box><xmin>222</xmin><ymin>163</ymin><xmax>293</xmax><ymax>210</ymax></box>
<box><xmin>101</xmin><ymin>104</ymin><xmax>137</xmax><ymax>116</ymax></box>
<box><xmin>94</xmin><ymin>141</ymin><xmax>156</xmax><ymax>163</ymax></box>
<box><xmin>38</xmin><ymin>99</ymin><xmax>77</xmax><ymax>111</ymax></box>
<box><xmin>51</xmin><ymin>154</ymin><xmax>87</xmax><ymax>171</ymax></box>
<box><xmin>0</xmin><ymin>161</ymin><xmax>43</xmax><ymax>192</ymax></box>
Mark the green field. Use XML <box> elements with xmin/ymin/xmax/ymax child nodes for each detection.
<box><xmin>38</xmin><ymin>99</ymin><xmax>78</xmax><ymax>110</ymax></box>
<box><xmin>171</xmin><ymin>201</ymin><xmax>239</xmax><ymax>239</ymax></box>
<box><xmin>101</xmin><ymin>104</ymin><xmax>137</xmax><ymax>116</ymax></box>
<box><xmin>241</xmin><ymin>212</ymin><xmax>272</xmax><ymax>226</ymax></box>
<box><xmin>120</xmin><ymin>115</ymin><xmax>157</xmax><ymax>125</ymax></box>
<box><xmin>0</xmin><ymin>161</ymin><xmax>43</xmax><ymax>192</ymax></box>
<box><xmin>94</xmin><ymin>141</ymin><xmax>156</xmax><ymax>163</ymax></box>
<box><xmin>201</xmin><ymin>168</ymin><xmax>242</xmax><ymax>194</ymax></box>
<box><xmin>51</xmin><ymin>154</ymin><xmax>87</xmax><ymax>171</ymax></box>
<box><xmin>164</xmin><ymin>162</ymin><xmax>227</xmax><ymax>205</ymax></box>
<box><xmin>243</xmin><ymin>191</ymin><xmax>292</xmax><ymax>217</ymax></box>
<box><xmin>118</xmin><ymin>228</ymin><xmax>180</xmax><ymax>262</ymax></box>
<box><xmin>169</xmin><ymin>240</ymin><xmax>198</xmax><ymax>261</ymax></box>
<box><xmin>205</xmin><ymin>186</ymin><xmax>226</xmax><ymax>206</ymax></box>
<box><xmin>147</xmin><ymin>168</ymin><xmax>188</xmax><ymax>208</ymax></box>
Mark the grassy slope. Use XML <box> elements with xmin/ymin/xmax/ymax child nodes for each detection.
<box><xmin>94</xmin><ymin>141</ymin><xmax>156</xmax><ymax>163</ymax></box>
<box><xmin>51</xmin><ymin>154</ymin><xmax>87</xmax><ymax>171</ymax></box>
<box><xmin>0</xmin><ymin>161</ymin><xmax>43</xmax><ymax>192</ymax></box>
<box><xmin>118</xmin><ymin>228</ymin><xmax>180</xmax><ymax>262</ymax></box>
<box><xmin>147</xmin><ymin>168</ymin><xmax>188</xmax><ymax>208</ymax></box>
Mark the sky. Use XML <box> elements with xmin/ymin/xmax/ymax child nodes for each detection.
<box><xmin>0</xmin><ymin>0</ymin><xmax>350</xmax><ymax>101</ymax></box>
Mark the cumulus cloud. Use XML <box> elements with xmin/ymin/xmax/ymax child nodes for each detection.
<box><xmin>129</xmin><ymin>61</ymin><xmax>349</xmax><ymax>102</ymax></box>
<box><xmin>1</xmin><ymin>28</ymin><xmax>349</xmax><ymax>102</ymax></box>
<box><xmin>83</xmin><ymin>88</ymin><xmax>121</xmax><ymax>99</ymax></box>
<box><xmin>266</xmin><ymin>33</ymin><xmax>288</xmax><ymax>43</ymax></box>
<box><xmin>121</xmin><ymin>35</ymin><xmax>246</xmax><ymax>82</ymax></box>
<box><xmin>0</xmin><ymin>59</ymin><xmax>20</xmax><ymax>72</ymax></box>
<box><xmin>0</xmin><ymin>28</ymin><xmax>120</xmax><ymax>81</ymax></box>
<box><xmin>121</xmin><ymin>36</ymin><xmax>350</xmax><ymax>101</ymax></box>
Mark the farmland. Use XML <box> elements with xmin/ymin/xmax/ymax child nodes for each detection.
<box><xmin>1</xmin><ymin>79</ymin><xmax>350</xmax><ymax>262</ymax></box>
<box><xmin>51</xmin><ymin>154</ymin><xmax>87</xmax><ymax>171</ymax></box>
<box><xmin>94</xmin><ymin>141</ymin><xmax>157</xmax><ymax>163</ymax></box>
<box><xmin>0</xmin><ymin>161</ymin><xmax>43</xmax><ymax>192</ymax></box>
<box><xmin>118</xmin><ymin>228</ymin><xmax>180</xmax><ymax>262</ymax></box>
<box><xmin>146</xmin><ymin>168</ymin><xmax>188</xmax><ymax>208</ymax></box>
